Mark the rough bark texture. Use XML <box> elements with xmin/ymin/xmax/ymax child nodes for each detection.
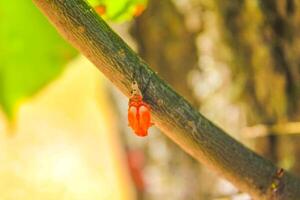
<box><xmin>131</xmin><ymin>0</ymin><xmax>203</xmax><ymax>199</ymax></box>
<box><xmin>215</xmin><ymin>0</ymin><xmax>300</xmax><ymax>178</ymax></box>
<box><xmin>32</xmin><ymin>0</ymin><xmax>300</xmax><ymax>199</ymax></box>
<box><xmin>214</xmin><ymin>0</ymin><xmax>282</xmax><ymax>167</ymax></box>
<box><xmin>131</xmin><ymin>0</ymin><xmax>199</xmax><ymax>106</ymax></box>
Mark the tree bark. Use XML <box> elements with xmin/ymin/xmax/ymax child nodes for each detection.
<box><xmin>131</xmin><ymin>0</ymin><xmax>203</xmax><ymax>199</ymax></box>
<box><xmin>215</xmin><ymin>0</ymin><xmax>300</xmax><ymax>178</ymax></box>
<box><xmin>131</xmin><ymin>0</ymin><xmax>199</xmax><ymax>106</ymax></box>
<box><xmin>32</xmin><ymin>0</ymin><xmax>300</xmax><ymax>199</ymax></box>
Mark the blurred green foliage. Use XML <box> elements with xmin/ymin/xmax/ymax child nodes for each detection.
<box><xmin>88</xmin><ymin>0</ymin><xmax>147</xmax><ymax>22</ymax></box>
<box><xmin>0</xmin><ymin>0</ymin><xmax>147</xmax><ymax>119</ymax></box>
<box><xmin>0</xmin><ymin>1</ymin><xmax>77</xmax><ymax>118</ymax></box>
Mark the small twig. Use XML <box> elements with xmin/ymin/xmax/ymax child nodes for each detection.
<box><xmin>269</xmin><ymin>168</ymin><xmax>285</xmax><ymax>200</ymax></box>
<box><xmin>242</xmin><ymin>122</ymin><xmax>300</xmax><ymax>138</ymax></box>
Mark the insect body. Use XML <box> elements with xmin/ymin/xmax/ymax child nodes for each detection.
<box><xmin>128</xmin><ymin>82</ymin><xmax>152</xmax><ymax>137</ymax></box>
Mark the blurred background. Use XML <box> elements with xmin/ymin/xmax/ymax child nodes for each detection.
<box><xmin>0</xmin><ymin>0</ymin><xmax>300</xmax><ymax>199</ymax></box>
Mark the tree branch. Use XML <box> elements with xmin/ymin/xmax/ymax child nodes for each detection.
<box><xmin>32</xmin><ymin>0</ymin><xmax>300</xmax><ymax>199</ymax></box>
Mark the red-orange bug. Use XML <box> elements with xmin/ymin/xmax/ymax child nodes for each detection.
<box><xmin>128</xmin><ymin>81</ymin><xmax>152</xmax><ymax>137</ymax></box>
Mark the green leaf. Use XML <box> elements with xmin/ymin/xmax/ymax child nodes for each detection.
<box><xmin>0</xmin><ymin>0</ymin><xmax>77</xmax><ymax>118</ymax></box>
<box><xmin>89</xmin><ymin>0</ymin><xmax>148</xmax><ymax>22</ymax></box>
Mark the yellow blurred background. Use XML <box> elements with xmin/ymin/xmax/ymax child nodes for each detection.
<box><xmin>0</xmin><ymin>57</ymin><xmax>135</xmax><ymax>200</ymax></box>
<box><xmin>1</xmin><ymin>0</ymin><xmax>300</xmax><ymax>199</ymax></box>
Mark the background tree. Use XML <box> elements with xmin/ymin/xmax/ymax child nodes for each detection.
<box><xmin>1</xmin><ymin>0</ymin><xmax>300</xmax><ymax>199</ymax></box>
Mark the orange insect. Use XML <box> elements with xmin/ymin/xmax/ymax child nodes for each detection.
<box><xmin>128</xmin><ymin>81</ymin><xmax>152</xmax><ymax>137</ymax></box>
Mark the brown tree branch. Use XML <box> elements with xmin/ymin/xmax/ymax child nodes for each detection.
<box><xmin>32</xmin><ymin>0</ymin><xmax>300</xmax><ymax>199</ymax></box>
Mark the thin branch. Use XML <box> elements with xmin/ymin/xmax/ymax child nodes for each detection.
<box><xmin>32</xmin><ymin>0</ymin><xmax>300</xmax><ymax>199</ymax></box>
<box><xmin>243</xmin><ymin>122</ymin><xmax>300</xmax><ymax>138</ymax></box>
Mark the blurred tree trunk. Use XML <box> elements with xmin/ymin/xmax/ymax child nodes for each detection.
<box><xmin>131</xmin><ymin>0</ymin><xmax>199</xmax><ymax>106</ymax></box>
<box><xmin>215</xmin><ymin>0</ymin><xmax>300</xmax><ymax>175</ymax></box>
<box><xmin>258</xmin><ymin>0</ymin><xmax>300</xmax><ymax>176</ymax></box>
<box><xmin>131</xmin><ymin>0</ymin><xmax>207</xmax><ymax>199</ymax></box>
<box><xmin>258</xmin><ymin>0</ymin><xmax>300</xmax><ymax>116</ymax></box>
<box><xmin>33</xmin><ymin>0</ymin><xmax>300</xmax><ymax>198</ymax></box>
